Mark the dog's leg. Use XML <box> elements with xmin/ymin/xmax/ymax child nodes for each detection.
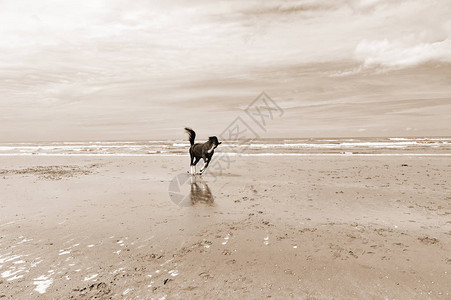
<box><xmin>199</xmin><ymin>157</ymin><xmax>210</xmax><ymax>174</ymax></box>
<box><xmin>191</xmin><ymin>157</ymin><xmax>200</xmax><ymax>175</ymax></box>
<box><xmin>188</xmin><ymin>152</ymin><xmax>195</xmax><ymax>175</ymax></box>
<box><xmin>199</xmin><ymin>160</ymin><xmax>206</xmax><ymax>174</ymax></box>
<box><xmin>199</xmin><ymin>157</ymin><xmax>206</xmax><ymax>174</ymax></box>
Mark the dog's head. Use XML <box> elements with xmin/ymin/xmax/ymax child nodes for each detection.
<box><xmin>209</xmin><ymin>136</ymin><xmax>222</xmax><ymax>149</ymax></box>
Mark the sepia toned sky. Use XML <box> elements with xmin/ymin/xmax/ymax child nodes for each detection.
<box><xmin>1</xmin><ymin>0</ymin><xmax>450</xmax><ymax>141</ymax></box>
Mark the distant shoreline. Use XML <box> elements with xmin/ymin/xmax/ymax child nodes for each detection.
<box><xmin>1</xmin><ymin>137</ymin><xmax>449</xmax><ymax>156</ymax></box>
<box><xmin>1</xmin><ymin>153</ymin><xmax>451</xmax><ymax>157</ymax></box>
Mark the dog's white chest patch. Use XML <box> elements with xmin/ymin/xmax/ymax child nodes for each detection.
<box><xmin>207</xmin><ymin>145</ymin><xmax>215</xmax><ymax>153</ymax></box>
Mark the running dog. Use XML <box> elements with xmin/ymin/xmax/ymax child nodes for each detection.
<box><xmin>184</xmin><ymin>127</ymin><xmax>221</xmax><ymax>175</ymax></box>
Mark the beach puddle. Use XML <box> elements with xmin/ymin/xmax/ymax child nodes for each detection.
<box><xmin>84</xmin><ymin>274</ymin><xmax>98</xmax><ymax>281</ymax></box>
<box><xmin>0</xmin><ymin>254</ymin><xmax>23</xmax><ymax>264</ymax></box>
<box><xmin>17</xmin><ymin>238</ymin><xmax>33</xmax><ymax>245</ymax></box>
<box><xmin>33</xmin><ymin>273</ymin><xmax>54</xmax><ymax>294</ymax></box>
<box><xmin>2</xmin><ymin>267</ymin><xmax>25</xmax><ymax>280</ymax></box>
<box><xmin>59</xmin><ymin>250</ymin><xmax>71</xmax><ymax>256</ymax></box>
<box><xmin>222</xmin><ymin>234</ymin><xmax>230</xmax><ymax>245</ymax></box>
<box><xmin>111</xmin><ymin>267</ymin><xmax>124</xmax><ymax>275</ymax></box>
<box><xmin>123</xmin><ymin>288</ymin><xmax>132</xmax><ymax>295</ymax></box>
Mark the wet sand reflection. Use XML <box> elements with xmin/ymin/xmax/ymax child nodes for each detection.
<box><xmin>189</xmin><ymin>176</ymin><xmax>214</xmax><ymax>205</ymax></box>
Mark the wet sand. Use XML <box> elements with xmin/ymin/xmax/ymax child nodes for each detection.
<box><xmin>0</xmin><ymin>155</ymin><xmax>450</xmax><ymax>299</ymax></box>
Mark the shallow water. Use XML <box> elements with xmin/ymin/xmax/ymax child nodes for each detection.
<box><xmin>0</xmin><ymin>137</ymin><xmax>450</xmax><ymax>156</ymax></box>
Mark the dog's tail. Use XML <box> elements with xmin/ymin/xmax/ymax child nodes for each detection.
<box><xmin>184</xmin><ymin>127</ymin><xmax>196</xmax><ymax>145</ymax></box>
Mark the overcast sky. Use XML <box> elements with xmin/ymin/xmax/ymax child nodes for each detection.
<box><xmin>1</xmin><ymin>0</ymin><xmax>450</xmax><ymax>141</ymax></box>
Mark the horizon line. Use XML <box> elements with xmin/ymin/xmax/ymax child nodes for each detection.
<box><xmin>1</xmin><ymin>136</ymin><xmax>450</xmax><ymax>144</ymax></box>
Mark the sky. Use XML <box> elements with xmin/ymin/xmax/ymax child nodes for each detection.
<box><xmin>0</xmin><ymin>0</ymin><xmax>450</xmax><ymax>141</ymax></box>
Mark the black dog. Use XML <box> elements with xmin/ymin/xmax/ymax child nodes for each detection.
<box><xmin>185</xmin><ymin>128</ymin><xmax>221</xmax><ymax>175</ymax></box>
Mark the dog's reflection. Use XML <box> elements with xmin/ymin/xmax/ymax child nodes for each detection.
<box><xmin>189</xmin><ymin>176</ymin><xmax>214</xmax><ymax>205</ymax></box>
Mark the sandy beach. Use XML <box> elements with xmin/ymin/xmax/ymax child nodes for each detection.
<box><xmin>0</xmin><ymin>155</ymin><xmax>449</xmax><ymax>299</ymax></box>
<box><xmin>2</xmin><ymin>0</ymin><xmax>451</xmax><ymax>298</ymax></box>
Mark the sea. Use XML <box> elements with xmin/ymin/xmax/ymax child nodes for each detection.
<box><xmin>0</xmin><ymin>137</ymin><xmax>450</xmax><ymax>156</ymax></box>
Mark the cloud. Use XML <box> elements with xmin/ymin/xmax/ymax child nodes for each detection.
<box><xmin>2</xmin><ymin>0</ymin><xmax>450</xmax><ymax>72</ymax></box>
<box><xmin>236</xmin><ymin>0</ymin><xmax>338</xmax><ymax>16</ymax></box>
<box><xmin>1</xmin><ymin>0</ymin><xmax>451</xmax><ymax>141</ymax></box>
<box><xmin>348</xmin><ymin>0</ymin><xmax>451</xmax><ymax>70</ymax></box>
<box><xmin>355</xmin><ymin>38</ymin><xmax>451</xmax><ymax>68</ymax></box>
